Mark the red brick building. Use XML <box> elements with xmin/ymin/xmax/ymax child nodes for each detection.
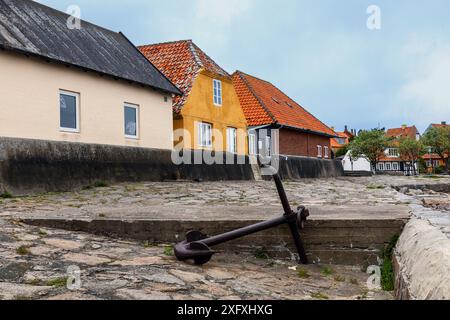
<box><xmin>232</xmin><ymin>71</ymin><xmax>336</xmax><ymax>158</ymax></box>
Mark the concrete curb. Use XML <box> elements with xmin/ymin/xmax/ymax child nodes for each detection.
<box><xmin>394</xmin><ymin>218</ymin><xmax>450</xmax><ymax>300</ymax></box>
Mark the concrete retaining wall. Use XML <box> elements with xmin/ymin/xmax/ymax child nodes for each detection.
<box><xmin>0</xmin><ymin>137</ymin><xmax>253</xmax><ymax>195</ymax></box>
<box><xmin>0</xmin><ymin>138</ymin><xmax>344</xmax><ymax>195</ymax></box>
<box><xmin>394</xmin><ymin>218</ymin><xmax>450</xmax><ymax>300</ymax></box>
<box><xmin>277</xmin><ymin>155</ymin><xmax>344</xmax><ymax>180</ymax></box>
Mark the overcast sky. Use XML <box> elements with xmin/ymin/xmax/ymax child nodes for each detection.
<box><xmin>36</xmin><ymin>0</ymin><xmax>450</xmax><ymax>133</ymax></box>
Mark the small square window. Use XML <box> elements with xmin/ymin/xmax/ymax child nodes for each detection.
<box><xmin>60</xmin><ymin>90</ymin><xmax>79</xmax><ymax>132</ymax></box>
<box><xmin>213</xmin><ymin>79</ymin><xmax>222</xmax><ymax>106</ymax></box>
<box><xmin>124</xmin><ymin>104</ymin><xmax>139</xmax><ymax>139</ymax></box>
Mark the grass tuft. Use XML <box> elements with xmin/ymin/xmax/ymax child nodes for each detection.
<box><xmin>93</xmin><ymin>181</ymin><xmax>108</xmax><ymax>188</ymax></box>
<box><xmin>367</xmin><ymin>184</ymin><xmax>386</xmax><ymax>190</ymax></box>
<box><xmin>321</xmin><ymin>266</ymin><xmax>334</xmax><ymax>276</ymax></box>
<box><xmin>311</xmin><ymin>292</ymin><xmax>329</xmax><ymax>300</ymax></box>
<box><xmin>16</xmin><ymin>245</ymin><xmax>30</xmax><ymax>255</ymax></box>
<box><xmin>163</xmin><ymin>245</ymin><xmax>174</xmax><ymax>256</ymax></box>
<box><xmin>253</xmin><ymin>247</ymin><xmax>270</xmax><ymax>260</ymax></box>
<box><xmin>380</xmin><ymin>234</ymin><xmax>400</xmax><ymax>292</ymax></box>
<box><xmin>0</xmin><ymin>190</ymin><xmax>13</xmax><ymax>199</ymax></box>
<box><xmin>297</xmin><ymin>268</ymin><xmax>310</xmax><ymax>279</ymax></box>
<box><xmin>46</xmin><ymin>277</ymin><xmax>68</xmax><ymax>288</ymax></box>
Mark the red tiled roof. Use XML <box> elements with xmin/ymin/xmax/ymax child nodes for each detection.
<box><xmin>386</xmin><ymin>126</ymin><xmax>419</xmax><ymax>140</ymax></box>
<box><xmin>138</xmin><ymin>40</ymin><xmax>230</xmax><ymax>113</ymax></box>
<box><xmin>423</xmin><ymin>153</ymin><xmax>444</xmax><ymax>160</ymax></box>
<box><xmin>232</xmin><ymin>71</ymin><xmax>335</xmax><ymax>137</ymax></box>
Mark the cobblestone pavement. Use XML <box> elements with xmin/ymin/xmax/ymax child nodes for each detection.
<box><xmin>0</xmin><ymin>175</ymin><xmax>448</xmax><ymax>300</ymax></box>
<box><xmin>0</xmin><ymin>218</ymin><xmax>392</xmax><ymax>300</ymax></box>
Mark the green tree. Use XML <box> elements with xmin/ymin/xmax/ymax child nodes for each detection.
<box><xmin>398</xmin><ymin>137</ymin><xmax>425</xmax><ymax>175</ymax></box>
<box><xmin>349</xmin><ymin>129</ymin><xmax>392</xmax><ymax>171</ymax></box>
<box><xmin>422</xmin><ymin>126</ymin><xmax>450</xmax><ymax>174</ymax></box>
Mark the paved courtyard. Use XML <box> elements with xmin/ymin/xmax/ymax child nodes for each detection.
<box><xmin>0</xmin><ymin>175</ymin><xmax>448</xmax><ymax>300</ymax></box>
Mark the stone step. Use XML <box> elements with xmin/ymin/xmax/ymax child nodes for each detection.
<box><xmin>23</xmin><ymin>206</ymin><xmax>408</xmax><ymax>266</ymax></box>
<box><xmin>344</xmin><ymin>171</ymin><xmax>373</xmax><ymax>177</ymax></box>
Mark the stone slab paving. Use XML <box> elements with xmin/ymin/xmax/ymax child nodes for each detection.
<box><xmin>1</xmin><ymin>175</ymin><xmax>448</xmax><ymax>300</ymax></box>
<box><xmin>3</xmin><ymin>175</ymin><xmax>443</xmax><ymax>221</ymax></box>
<box><xmin>0</xmin><ymin>218</ymin><xmax>392</xmax><ymax>300</ymax></box>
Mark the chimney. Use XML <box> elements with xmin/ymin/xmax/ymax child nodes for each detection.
<box><xmin>344</xmin><ymin>125</ymin><xmax>349</xmax><ymax>132</ymax></box>
<box><xmin>402</xmin><ymin>124</ymin><xmax>407</xmax><ymax>129</ymax></box>
<box><xmin>442</xmin><ymin>121</ymin><xmax>447</xmax><ymax>125</ymax></box>
<box><xmin>331</xmin><ymin>126</ymin><xmax>335</xmax><ymax>131</ymax></box>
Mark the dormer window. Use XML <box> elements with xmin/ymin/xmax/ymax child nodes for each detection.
<box><xmin>213</xmin><ymin>79</ymin><xmax>222</xmax><ymax>106</ymax></box>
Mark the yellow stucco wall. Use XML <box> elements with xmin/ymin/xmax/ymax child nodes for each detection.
<box><xmin>176</xmin><ymin>70</ymin><xmax>248</xmax><ymax>155</ymax></box>
<box><xmin>0</xmin><ymin>51</ymin><xmax>173</xmax><ymax>150</ymax></box>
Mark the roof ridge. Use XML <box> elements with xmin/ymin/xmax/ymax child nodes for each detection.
<box><xmin>234</xmin><ymin>70</ymin><xmax>273</xmax><ymax>85</ymax></box>
<box><xmin>187</xmin><ymin>41</ymin><xmax>204</xmax><ymax>69</ymax></box>
<box><xmin>21</xmin><ymin>0</ymin><xmax>120</xmax><ymax>36</ymax></box>
<box><xmin>235</xmin><ymin>71</ymin><xmax>277</xmax><ymax>125</ymax></box>
<box><xmin>190</xmin><ymin>41</ymin><xmax>231</xmax><ymax>77</ymax></box>
<box><xmin>137</xmin><ymin>39</ymin><xmax>193</xmax><ymax>49</ymax></box>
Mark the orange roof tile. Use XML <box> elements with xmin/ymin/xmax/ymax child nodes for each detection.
<box><xmin>386</xmin><ymin>126</ymin><xmax>419</xmax><ymax>140</ymax></box>
<box><xmin>232</xmin><ymin>71</ymin><xmax>336</xmax><ymax>137</ymax></box>
<box><xmin>138</xmin><ymin>40</ymin><xmax>229</xmax><ymax>113</ymax></box>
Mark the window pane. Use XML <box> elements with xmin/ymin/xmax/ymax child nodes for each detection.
<box><xmin>60</xmin><ymin>93</ymin><xmax>77</xmax><ymax>129</ymax></box>
<box><xmin>125</xmin><ymin>106</ymin><xmax>137</xmax><ymax>136</ymax></box>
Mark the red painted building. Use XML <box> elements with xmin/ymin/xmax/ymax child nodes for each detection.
<box><xmin>232</xmin><ymin>71</ymin><xmax>336</xmax><ymax>158</ymax></box>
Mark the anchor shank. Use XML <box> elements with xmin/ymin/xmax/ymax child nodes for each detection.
<box><xmin>202</xmin><ymin>215</ymin><xmax>287</xmax><ymax>247</ymax></box>
<box><xmin>272</xmin><ymin>174</ymin><xmax>293</xmax><ymax>215</ymax></box>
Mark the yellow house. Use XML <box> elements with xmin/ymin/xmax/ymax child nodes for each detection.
<box><xmin>139</xmin><ymin>40</ymin><xmax>248</xmax><ymax>155</ymax></box>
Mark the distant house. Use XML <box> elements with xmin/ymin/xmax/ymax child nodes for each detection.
<box><xmin>139</xmin><ymin>40</ymin><xmax>248</xmax><ymax>155</ymax></box>
<box><xmin>422</xmin><ymin>121</ymin><xmax>449</xmax><ymax>170</ymax></box>
<box><xmin>0</xmin><ymin>0</ymin><xmax>180</xmax><ymax>149</ymax></box>
<box><xmin>232</xmin><ymin>71</ymin><xmax>336</xmax><ymax>158</ymax></box>
<box><xmin>330</xmin><ymin>126</ymin><xmax>354</xmax><ymax>154</ymax></box>
<box><xmin>377</xmin><ymin>125</ymin><xmax>421</xmax><ymax>174</ymax></box>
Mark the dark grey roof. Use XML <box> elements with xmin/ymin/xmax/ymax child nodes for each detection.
<box><xmin>0</xmin><ymin>0</ymin><xmax>180</xmax><ymax>95</ymax></box>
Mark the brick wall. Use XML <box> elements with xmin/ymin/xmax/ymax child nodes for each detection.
<box><xmin>278</xmin><ymin>128</ymin><xmax>331</xmax><ymax>158</ymax></box>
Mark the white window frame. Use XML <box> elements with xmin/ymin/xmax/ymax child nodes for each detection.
<box><xmin>198</xmin><ymin>122</ymin><xmax>213</xmax><ymax>148</ymax></box>
<box><xmin>324</xmin><ymin>146</ymin><xmax>329</xmax><ymax>158</ymax></box>
<box><xmin>388</xmin><ymin>148</ymin><xmax>399</xmax><ymax>157</ymax></box>
<box><xmin>213</xmin><ymin>79</ymin><xmax>222</xmax><ymax>106</ymax></box>
<box><xmin>266</xmin><ymin>136</ymin><xmax>272</xmax><ymax>156</ymax></box>
<box><xmin>124</xmin><ymin>103</ymin><xmax>139</xmax><ymax>139</ymax></box>
<box><xmin>59</xmin><ymin>90</ymin><xmax>80</xmax><ymax>133</ymax></box>
<box><xmin>248</xmin><ymin>133</ymin><xmax>257</xmax><ymax>155</ymax></box>
<box><xmin>378</xmin><ymin>163</ymin><xmax>385</xmax><ymax>171</ymax></box>
<box><xmin>226</xmin><ymin>127</ymin><xmax>237</xmax><ymax>154</ymax></box>
<box><xmin>392</xmin><ymin>162</ymin><xmax>399</xmax><ymax>171</ymax></box>
<box><xmin>386</xmin><ymin>163</ymin><xmax>392</xmax><ymax>171</ymax></box>
<box><xmin>317</xmin><ymin>145</ymin><xmax>323</xmax><ymax>158</ymax></box>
